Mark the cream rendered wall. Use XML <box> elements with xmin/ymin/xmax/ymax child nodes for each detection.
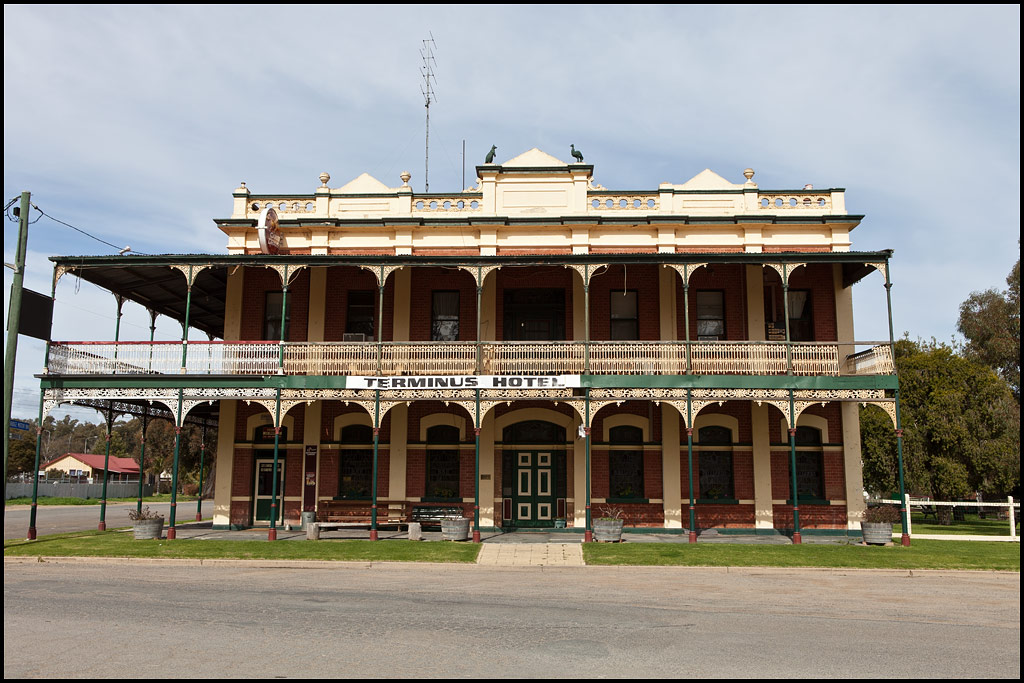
<box><xmin>392</xmin><ymin>267</ymin><xmax>411</xmax><ymax>341</ymax></box>
<box><xmin>745</xmin><ymin>265</ymin><xmax>773</xmax><ymax>529</ymax></box>
<box><xmin>750</xmin><ymin>403</ymin><xmax>774</xmax><ymax>530</ymax></box>
<box><xmin>213</xmin><ymin>400</ymin><xmax>237</xmax><ymax>527</ymax></box>
<box><xmin>834</xmin><ymin>264</ymin><xmax>866</xmax><ymax>528</ymax></box>
<box><xmin>480</xmin><ymin>412</ymin><xmax>496</xmax><ymax>527</ymax></box>
<box><xmin>388</xmin><ymin>404</ymin><xmax>408</xmax><ymax>503</ymax></box>
<box><xmin>214</xmin><ymin>266</ymin><xmax>244</xmax><ymax>527</ymax></box>
<box><xmin>307</xmin><ymin>267</ymin><xmax>326</xmax><ymax>343</ymax></box>
<box><xmin>573</xmin><ymin>415</ymin><xmax>587</xmax><ymax>528</ymax></box>
<box><xmin>480</xmin><ymin>271</ymin><xmax>497</xmax><ymax>341</ymax></box>
<box><xmin>661</xmin><ymin>404</ymin><xmax>683</xmax><ymax>528</ymax></box>
<box><xmin>573</xmin><ymin>275</ymin><xmax>586</xmax><ymax>341</ymax></box>
<box><xmin>477</xmin><ymin>415</ymin><xmax>495</xmax><ymax>528</ymax></box>
<box><xmin>659</xmin><ymin>266</ymin><xmax>677</xmax><ymax>341</ymax></box>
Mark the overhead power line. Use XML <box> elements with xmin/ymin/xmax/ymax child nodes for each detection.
<box><xmin>31</xmin><ymin>204</ymin><xmax>146</xmax><ymax>255</ymax></box>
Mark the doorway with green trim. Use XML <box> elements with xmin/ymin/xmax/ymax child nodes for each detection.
<box><xmin>501</xmin><ymin>420</ymin><xmax>567</xmax><ymax>529</ymax></box>
<box><xmin>253</xmin><ymin>458</ymin><xmax>285</xmax><ymax>525</ymax></box>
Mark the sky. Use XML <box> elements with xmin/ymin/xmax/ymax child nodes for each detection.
<box><xmin>3</xmin><ymin>4</ymin><xmax>1020</xmax><ymax>424</ymax></box>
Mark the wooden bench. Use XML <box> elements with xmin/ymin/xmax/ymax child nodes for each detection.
<box><xmin>411</xmin><ymin>505</ymin><xmax>464</xmax><ymax>528</ymax></box>
<box><xmin>307</xmin><ymin>500</ymin><xmax>412</xmax><ymax>540</ymax></box>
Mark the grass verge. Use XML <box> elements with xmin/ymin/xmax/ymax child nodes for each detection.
<box><xmin>583</xmin><ymin>540</ymin><xmax>1019</xmax><ymax>571</ymax></box>
<box><xmin>3</xmin><ymin>530</ymin><xmax>481</xmax><ymax>563</ymax></box>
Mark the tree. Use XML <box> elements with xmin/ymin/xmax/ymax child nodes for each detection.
<box><xmin>860</xmin><ymin>338</ymin><xmax>1019</xmax><ymax>501</ymax></box>
<box><xmin>958</xmin><ymin>253</ymin><xmax>1020</xmax><ymax>400</ymax></box>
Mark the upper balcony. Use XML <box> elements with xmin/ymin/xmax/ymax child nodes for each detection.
<box><xmin>46</xmin><ymin>340</ymin><xmax>894</xmax><ymax>379</ymax></box>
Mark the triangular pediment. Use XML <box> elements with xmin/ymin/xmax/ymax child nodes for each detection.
<box><xmin>336</xmin><ymin>173</ymin><xmax>392</xmax><ymax>193</ymax></box>
<box><xmin>678</xmin><ymin>169</ymin><xmax>742</xmax><ymax>190</ymax></box>
<box><xmin>502</xmin><ymin>148</ymin><xmax>569</xmax><ymax>167</ymax></box>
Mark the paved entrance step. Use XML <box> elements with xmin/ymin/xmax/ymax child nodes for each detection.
<box><xmin>477</xmin><ymin>543</ymin><xmax>584</xmax><ymax>567</ymax></box>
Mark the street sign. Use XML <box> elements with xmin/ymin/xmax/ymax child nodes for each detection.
<box><xmin>9</xmin><ymin>431</ymin><xmax>22</xmax><ymax>440</ymax></box>
<box><xmin>9</xmin><ymin>419</ymin><xmax>30</xmax><ymax>431</ymax></box>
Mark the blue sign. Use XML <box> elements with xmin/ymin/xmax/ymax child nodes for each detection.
<box><xmin>9</xmin><ymin>420</ymin><xmax>30</xmax><ymax>431</ymax></box>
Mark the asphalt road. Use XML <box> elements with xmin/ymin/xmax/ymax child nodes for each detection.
<box><xmin>3</xmin><ymin>500</ymin><xmax>215</xmax><ymax>539</ymax></box>
<box><xmin>3</xmin><ymin>561</ymin><xmax>1019</xmax><ymax>678</ymax></box>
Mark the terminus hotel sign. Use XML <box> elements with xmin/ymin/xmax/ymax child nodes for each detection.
<box><xmin>348</xmin><ymin>375</ymin><xmax>581</xmax><ymax>390</ymax></box>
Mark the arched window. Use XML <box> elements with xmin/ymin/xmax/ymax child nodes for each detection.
<box><xmin>338</xmin><ymin>424</ymin><xmax>372</xmax><ymax>499</ymax></box>
<box><xmin>793</xmin><ymin>426</ymin><xmax>824</xmax><ymax>500</ymax></box>
<box><xmin>426</xmin><ymin>424</ymin><xmax>460</xmax><ymax>499</ymax></box>
<box><xmin>608</xmin><ymin>425</ymin><xmax>644</xmax><ymax>499</ymax></box>
<box><xmin>697</xmin><ymin>425</ymin><xmax>734</xmax><ymax>500</ymax></box>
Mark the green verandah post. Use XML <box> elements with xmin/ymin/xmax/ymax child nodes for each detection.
<box><xmin>473</xmin><ymin>390</ymin><xmax>481</xmax><ymax>542</ymax></box>
<box><xmin>97</xmin><ymin>402</ymin><xmax>115</xmax><ymax>531</ymax></box>
<box><xmin>166</xmin><ymin>390</ymin><xmax>184</xmax><ymax>540</ymax></box>
<box><xmin>370</xmin><ymin>391</ymin><xmax>380</xmax><ymax>541</ymax></box>
<box><xmin>268</xmin><ymin>390</ymin><xmax>281</xmax><ymax>541</ymax></box>
<box><xmin>687</xmin><ymin>391</ymin><xmax>696</xmax><ymax>543</ymax></box>
<box><xmin>98</xmin><ymin>294</ymin><xmax>125</xmax><ymax>531</ymax></box>
<box><xmin>788</xmin><ymin>390</ymin><xmax>801</xmax><ymax>544</ymax></box>
<box><xmin>196</xmin><ymin>423</ymin><xmax>207</xmax><ymax>521</ymax></box>
<box><xmin>882</xmin><ymin>259</ymin><xmax>910</xmax><ymax>547</ymax></box>
<box><xmin>584</xmin><ymin>389</ymin><xmax>592</xmax><ymax>542</ymax></box>
<box><xmin>180</xmin><ymin>266</ymin><xmax>194</xmax><ymax>373</ymax></box>
<box><xmin>136</xmin><ymin>410</ymin><xmax>150</xmax><ymax>515</ymax></box>
<box><xmin>27</xmin><ymin>389</ymin><xmax>45</xmax><ymax>540</ymax></box>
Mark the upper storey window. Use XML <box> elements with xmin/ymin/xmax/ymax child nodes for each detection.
<box><xmin>696</xmin><ymin>291</ymin><xmax>725</xmax><ymax>341</ymax></box>
<box><xmin>503</xmin><ymin>289</ymin><xmax>565</xmax><ymax>341</ymax></box>
<box><xmin>431</xmin><ymin>291</ymin><xmax>460</xmax><ymax>342</ymax></box>
<box><xmin>263</xmin><ymin>291</ymin><xmax>288</xmax><ymax>341</ymax></box>
<box><xmin>787</xmin><ymin>290</ymin><xmax>814</xmax><ymax>342</ymax></box>
<box><xmin>346</xmin><ymin>291</ymin><xmax>375</xmax><ymax>341</ymax></box>
<box><xmin>609</xmin><ymin>291</ymin><xmax>638</xmax><ymax>340</ymax></box>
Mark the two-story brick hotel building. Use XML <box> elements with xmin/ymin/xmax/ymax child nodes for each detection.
<box><xmin>36</xmin><ymin>148</ymin><xmax>906</xmax><ymax>542</ymax></box>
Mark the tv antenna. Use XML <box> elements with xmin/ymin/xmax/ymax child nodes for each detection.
<box><xmin>420</xmin><ymin>34</ymin><xmax>437</xmax><ymax>193</ymax></box>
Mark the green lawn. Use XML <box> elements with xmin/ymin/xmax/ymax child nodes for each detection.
<box><xmin>5</xmin><ymin>530</ymin><xmax>1018</xmax><ymax>570</ymax></box>
<box><xmin>6</xmin><ymin>494</ymin><xmax>186</xmax><ymax>506</ymax></box>
<box><xmin>898</xmin><ymin>512</ymin><xmax>1019</xmax><ymax>536</ymax></box>
<box><xmin>583</xmin><ymin>539</ymin><xmax>1019</xmax><ymax>571</ymax></box>
<box><xmin>3</xmin><ymin>530</ymin><xmax>482</xmax><ymax>563</ymax></box>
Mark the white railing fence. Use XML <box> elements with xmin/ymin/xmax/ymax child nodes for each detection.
<box><xmin>874</xmin><ymin>495</ymin><xmax>1019</xmax><ymax>539</ymax></box>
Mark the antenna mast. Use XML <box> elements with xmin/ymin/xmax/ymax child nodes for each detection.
<box><xmin>420</xmin><ymin>34</ymin><xmax>438</xmax><ymax>193</ymax></box>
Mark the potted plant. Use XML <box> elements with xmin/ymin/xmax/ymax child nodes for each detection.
<box><xmin>593</xmin><ymin>506</ymin><xmax>625</xmax><ymax>542</ymax></box>
<box><xmin>861</xmin><ymin>504</ymin><xmax>900</xmax><ymax>545</ymax></box>
<box><xmin>554</xmin><ymin>516</ymin><xmax>568</xmax><ymax>529</ymax></box>
<box><xmin>128</xmin><ymin>506</ymin><xmax>165</xmax><ymax>540</ymax></box>
<box><xmin>440</xmin><ymin>513</ymin><xmax>471</xmax><ymax>541</ymax></box>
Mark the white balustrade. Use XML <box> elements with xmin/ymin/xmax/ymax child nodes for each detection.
<box><xmin>588</xmin><ymin>342</ymin><xmax>684</xmax><ymax>374</ymax></box>
<box><xmin>48</xmin><ymin>340</ymin><xmax>886</xmax><ymax>378</ymax></box>
<box><xmin>482</xmin><ymin>342</ymin><xmax>585</xmax><ymax>375</ymax></box>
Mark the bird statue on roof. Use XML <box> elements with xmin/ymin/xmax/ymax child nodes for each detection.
<box><xmin>570</xmin><ymin>144</ymin><xmax>584</xmax><ymax>163</ymax></box>
<box><xmin>485</xmin><ymin>145</ymin><xmax>497</xmax><ymax>164</ymax></box>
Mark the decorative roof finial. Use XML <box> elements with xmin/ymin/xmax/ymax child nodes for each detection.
<box><xmin>570</xmin><ymin>144</ymin><xmax>584</xmax><ymax>163</ymax></box>
<box><xmin>400</xmin><ymin>171</ymin><xmax>411</xmax><ymax>188</ymax></box>
<box><xmin>743</xmin><ymin>168</ymin><xmax>755</xmax><ymax>181</ymax></box>
<box><xmin>485</xmin><ymin>145</ymin><xmax>497</xmax><ymax>164</ymax></box>
<box><xmin>319</xmin><ymin>172</ymin><xmax>330</xmax><ymax>187</ymax></box>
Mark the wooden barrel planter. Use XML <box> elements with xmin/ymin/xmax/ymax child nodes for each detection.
<box><xmin>441</xmin><ymin>517</ymin><xmax>471</xmax><ymax>541</ymax></box>
<box><xmin>860</xmin><ymin>522</ymin><xmax>893</xmax><ymax>545</ymax></box>
<box><xmin>133</xmin><ymin>517</ymin><xmax>165</xmax><ymax>540</ymax></box>
<box><xmin>593</xmin><ymin>519</ymin><xmax>624</xmax><ymax>542</ymax></box>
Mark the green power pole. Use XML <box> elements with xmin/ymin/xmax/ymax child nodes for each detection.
<box><xmin>4</xmin><ymin>192</ymin><xmax>31</xmax><ymax>504</ymax></box>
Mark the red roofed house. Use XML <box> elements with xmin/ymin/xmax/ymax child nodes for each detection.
<box><xmin>44</xmin><ymin>453</ymin><xmax>141</xmax><ymax>483</ymax></box>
